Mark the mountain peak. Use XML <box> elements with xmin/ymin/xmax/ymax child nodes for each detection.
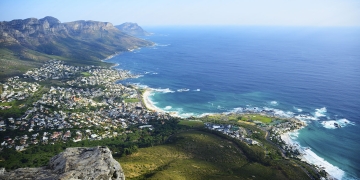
<box><xmin>115</xmin><ymin>22</ymin><xmax>151</xmax><ymax>36</ymax></box>
<box><xmin>40</xmin><ymin>16</ymin><xmax>61</xmax><ymax>25</ymax></box>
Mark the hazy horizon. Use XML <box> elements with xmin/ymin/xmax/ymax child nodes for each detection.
<box><xmin>1</xmin><ymin>0</ymin><xmax>360</xmax><ymax>27</ymax></box>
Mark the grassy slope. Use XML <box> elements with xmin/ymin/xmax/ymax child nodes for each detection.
<box><xmin>117</xmin><ymin>130</ymin><xmax>311</xmax><ymax>180</ymax></box>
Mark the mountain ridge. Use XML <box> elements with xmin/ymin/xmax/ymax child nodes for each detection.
<box><xmin>0</xmin><ymin>16</ymin><xmax>154</xmax><ymax>80</ymax></box>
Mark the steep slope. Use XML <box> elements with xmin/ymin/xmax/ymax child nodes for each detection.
<box><xmin>115</xmin><ymin>22</ymin><xmax>151</xmax><ymax>36</ymax></box>
<box><xmin>118</xmin><ymin>130</ymin><xmax>312</xmax><ymax>180</ymax></box>
<box><xmin>0</xmin><ymin>16</ymin><xmax>153</xmax><ymax>80</ymax></box>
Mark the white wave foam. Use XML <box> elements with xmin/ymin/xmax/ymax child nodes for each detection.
<box><xmin>230</xmin><ymin>107</ymin><xmax>244</xmax><ymax>113</ymax></box>
<box><xmin>164</xmin><ymin>106</ymin><xmax>172</xmax><ymax>110</ymax></box>
<box><xmin>177</xmin><ymin>88</ymin><xmax>190</xmax><ymax>92</ymax></box>
<box><xmin>217</xmin><ymin>105</ymin><xmax>226</xmax><ymax>110</ymax></box>
<box><xmin>178</xmin><ymin>112</ymin><xmax>195</xmax><ymax>118</ymax></box>
<box><xmin>274</xmin><ymin>110</ymin><xmax>294</xmax><ymax>118</ymax></box>
<box><xmin>302</xmin><ymin>149</ymin><xmax>345</xmax><ymax>180</ymax></box>
<box><xmin>294</xmin><ymin>114</ymin><xmax>318</xmax><ymax>121</ymax></box>
<box><xmin>293</xmin><ymin>106</ymin><xmax>303</xmax><ymax>112</ymax></box>
<box><xmin>270</xmin><ymin>101</ymin><xmax>278</xmax><ymax>106</ymax></box>
<box><xmin>131</xmin><ymin>83</ymin><xmax>149</xmax><ymax>89</ymax></box>
<box><xmin>156</xmin><ymin>43</ymin><xmax>171</xmax><ymax>47</ymax></box>
<box><xmin>314</xmin><ymin>107</ymin><xmax>327</xmax><ymax>119</ymax></box>
<box><xmin>153</xmin><ymin>88</ymin><xmax>175</xmax><ymax>93</ymax></box>
<box><xmin>321</xmin><ymin>119</ymin><xmax>355</xmax><ymax>129</ymax></box>
<box><xmin>194</xmin><ymin>89</ymin><xmax>201</xmax><ymax>91</ymax></box>
<box><xmin>262</xmin><ymin>107</ymin><xmax>294</xmax><ymax>118</ymax></box>
<box><xmin>281</xmin><ymin>131</ymin><xmax>345</xmax><ymax>180</ymax></box>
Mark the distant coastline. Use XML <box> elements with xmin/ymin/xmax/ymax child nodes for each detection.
<box><xmin>104</xmin><ymin>27</ymin><xmax>360</xmax><ymax>179</ymax></box>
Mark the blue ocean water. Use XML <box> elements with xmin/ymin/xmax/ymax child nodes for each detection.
<box><xmin>108</xmin><ymin>26</ymin><xmax>360</xmax><ymax>179</ymax></box>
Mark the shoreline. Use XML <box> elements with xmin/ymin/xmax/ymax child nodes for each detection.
<box><xmin>142</xmin><ymin>89</ymin><xmax>165</xmax><ymax>113</ymax></box>
<box><xmin>281</xmin><ymin>130</ymin><xmax>344</xmax><ymax>180</ymax></box>
<box><xmin>102</xmin><ymin>49</ymin><xmax>344</xmax><ymax>180</ymax></box>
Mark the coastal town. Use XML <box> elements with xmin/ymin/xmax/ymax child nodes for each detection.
<box><xmin>1</xmin><ymin>60</ymin><xmax>308</xmax><ymax>159</ymax></box>
<box><xmin>0</xmin><ymin>60</ymin><xmax>172</xmax><ymax>151</ymax></box>
<box><xmin>0</xmin><ymin>60</ymin><xmax>332</xmax><ymax>179</ymax></box>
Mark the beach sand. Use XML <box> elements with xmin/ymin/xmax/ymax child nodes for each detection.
<box><xmin>142</xmin><ymin>89</ymin><xmax>164</xmax><ymax>112</ymax></box>
<box><xmin>281</xmin><ymin>131</ymin><xmax>344</xmax><ymax>179</ymax></box>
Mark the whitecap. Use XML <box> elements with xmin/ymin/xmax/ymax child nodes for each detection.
<box><xmin>177</xmin><ymin>88</ymin><xmax>190</xmax><ymax>92</ymax></box>
<box><xmin>153</xmin><ymin>88</ymin><xmax>175</xmax><ymax>93</ymax></box>
<box><xmin>194</xmin><ymin>89</ymin><xmax>201</xmax><ymax>91</ymax></box>
<box><xmin>263</xmin><ymin>107</ymin><xmax>294</xmax><ymax>118</ymax></box>
<box><xmin>281</xmin><ymin>131</ymin><xmax>345</xmax><ymax>180</ymax></box>
<box><xmin>270</xmin><ymin>101</ymin><xmax>278</xmax><ymax>106</ymax></box>
<box><xmin>156</xmin><ymin>43</ymin><xmax>171</xmax><ymax>47</ymax></box>
<box><xmin>179</xmin><ymin>112</ymin><xmax>195</xmax><ymax>118</ymax></box>
<box><xmin>274</xmin><ymin>109</ymin><xmax>294</xmax><ymax>118</ymax></box>
<box><xmin>294</xmin><ymin>114</ymin><xmax>317</xmax><ymax>121</ymax></box>
<box><xmin>302</xmin><ymin>149</ymin><xmax>345</xmax><ymax>180</ymax></box>
<box><xmin>131</xmin><ymin>83</ymin><xmax>148</xmax><ymax>89</ymax></box>
<box><xmin>230</xmin><ymin>107</ymin><xmax>244</xmax><ymax>113</ymax></box>
<box><xmin>314</xmin><ymin>107</ymin><xmax>327</xmax><ymax>119</ymax></box>
<box><xmin>321</xmin><ymin>118</ymin><xmax>355</xmax><ymax>129</ymax></box>
<box><xmin>164</xmin><ymin>106</ymin><xmax>172</xmax><ymax>110</ymax></box>
<box><xmin>293</xmin><ymin>106</ymin><xmax>303</xmax><ymax>112</ymax></box>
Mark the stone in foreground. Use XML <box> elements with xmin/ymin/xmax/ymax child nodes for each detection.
<box><xmin>0</xmin><ymin>146</ymin><xmax>125</xmax><ymax>180</ymax></box>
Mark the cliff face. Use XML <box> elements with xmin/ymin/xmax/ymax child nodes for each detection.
<box><xmin>115</xmin><ymin>22</ymin><xmax>151</xmax><ymax>36</ymax></box>
<box><xmin>0</xmin><ymin>16</ymin><xmax>153</xmax><ymax>61</ymax></box>
<box><xmin>0</xmin><ymin>146</ymin><xmax>125</xmax><ymax>180</ymax></box>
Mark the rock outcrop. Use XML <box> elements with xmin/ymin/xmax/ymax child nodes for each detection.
<box><xmin>0</xmin><ymin>146</ymin><xmax>125</xmax><ymax>180</ymax></box>
<box><xmin>115</xmin><ymin>22</ymin><xmax>151</xmax><ymax>36</ymax></box>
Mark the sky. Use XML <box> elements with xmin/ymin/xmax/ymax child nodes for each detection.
<box><xmin>1</xmin><ymin>0</ymin><xmax>359</xmax><ymax>26</ymax></box>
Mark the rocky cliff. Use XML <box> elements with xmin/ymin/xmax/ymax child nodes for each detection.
<box><xmin>115</xmin><ymin>22</ymin><xmax>151</xmax><ymax>36</ymax></box>
<box><xmin>0</xmin><ymin>146</ymin><xmax>125</xmax><ymax>180</ymax></box>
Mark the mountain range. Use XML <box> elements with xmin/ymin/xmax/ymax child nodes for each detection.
<box><xmin>0</xmin><ymin>16</ymin><xmax>153</xmax><ymax>80</ymax></box>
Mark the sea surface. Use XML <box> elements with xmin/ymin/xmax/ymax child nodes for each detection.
<box><xmin>108</xmin><ymin>26</ymin><xmax>360</xmax><ymax>179</ymax></box>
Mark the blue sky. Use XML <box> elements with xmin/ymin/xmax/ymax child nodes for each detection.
<box><xmin>1</xmin><ymin>0</ymin><xmax>359</xmax><ymax>26</ymax></box>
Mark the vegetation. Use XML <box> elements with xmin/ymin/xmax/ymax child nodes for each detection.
<box><xmin>178</xmin><ymin>120</ymin><xmax>204</xmax><ymax>128</ymax></box>
<box><xmin>238</xmin><ymin>114</ymin><xmax>273</xmax><ymax>123</ymax></box>
<box><xmin>200</xmin><ymin>113</ymin><xmax>274</xmax><ymax>124</ymax></box>
<box><xmin>118</xmin><ymin>130</ymin><xmax>313</xmax><ymax>180</ymax></box>
<box><xmin>124</xmin><ymin>98</ymin><xmax>139</xmax><ymax>103</ymax></box>
<box><xmin>0</xmin><ymin>114</ymin><xmax>320</xmax><ymax>179</ymax></box>
<box><xmin>0</xmin><ymin>118</ymin><xmax>185</xmax><ymax>170</ymax></box>
<box><xmin>81</xmin><ymin>72</ymin><xmax>92</xmax><ymax>77</ymax></box>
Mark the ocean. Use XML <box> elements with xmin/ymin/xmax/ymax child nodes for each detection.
<box><xmin>108</xmin><ymin>26</ymin><xmax>360</xmax><ymax>179</ymax></box>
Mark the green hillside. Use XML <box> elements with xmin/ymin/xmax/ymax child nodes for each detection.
<box><xmin>117</xmin><ymin>130</ymin><xmax>312</xmax><ymax>180</ymax></box>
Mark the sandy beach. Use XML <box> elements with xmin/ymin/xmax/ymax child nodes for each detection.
<box><xmin>281</xmin><ymin>131</ymin><xmax>344</xmax><ymax>179</ymax></box>
<box><xmin>142</xmin><ymin>89</ymin><xmax>164</xmax><ymax>113</ymax></box>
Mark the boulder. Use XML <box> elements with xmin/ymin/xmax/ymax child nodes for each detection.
<box><xmin>0</xmin><ymin>146</ymin><xmax>125</xmax><ymax>180</ymax></box>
